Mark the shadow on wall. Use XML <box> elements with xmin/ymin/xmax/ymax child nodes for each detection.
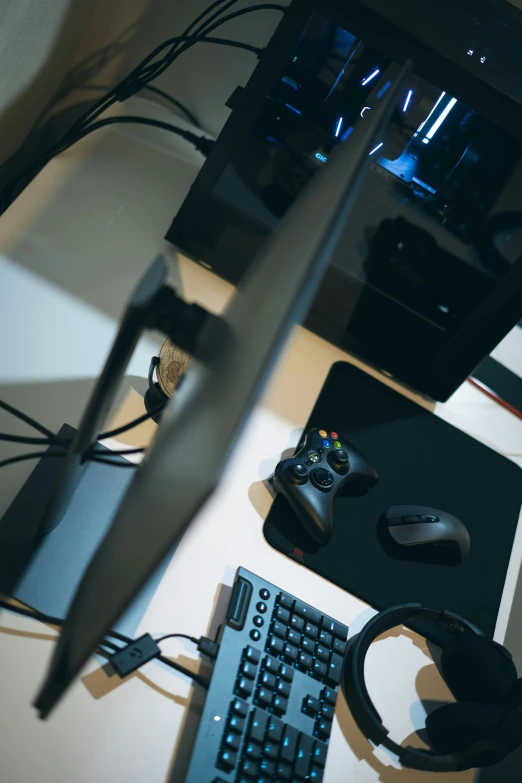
<box><xmin>0</xmin><ymin>0</ymin><xmax>162</xmax><ymax>194</ymax></box>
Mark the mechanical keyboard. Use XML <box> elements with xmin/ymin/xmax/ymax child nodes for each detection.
<box><xmin>184</xmin><ymin>567</ymin><xmax>349</xmax><ymax>783</ymax></box>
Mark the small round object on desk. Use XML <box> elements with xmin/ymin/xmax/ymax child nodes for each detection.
<box><xmin>250</xmin><ymin>629</ymin><xmax>261</xmax><ymax>641</ymax></box>
<box><xmin>253</xmin><ymin>615</ymin><xmax>264</xmax><ymax>627</ymax></box>
<box><xmin>310</xmin><ymin>468</ymin><xmax>334</xmax><ymax>489</ymax></box>
<box><xmin>259</xmin><ymin>588</ymin><xmax>270</xmax><ymax>600</ymax></box>
<box><xmin>257</xmin><ymin>602</ymin><xmax>268</xmax><ymax>614</ymax></box>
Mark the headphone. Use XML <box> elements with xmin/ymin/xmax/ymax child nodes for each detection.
<box><xmin>342</xmin><ymin>604</ymin><xmax>522</xmax><ymax>772</ymax></box>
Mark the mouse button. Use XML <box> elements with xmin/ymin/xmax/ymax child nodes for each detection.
<box><xmin>386</xmin><ymin>517</ymin><xmax>403</xmax><ymax>527</ymax></box>
<box><xmin>402</xmin><ymin>515</ymin><xmax>421</xmax><ymax>524</ymax></box>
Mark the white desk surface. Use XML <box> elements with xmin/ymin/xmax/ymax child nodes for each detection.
<box><xmin>0</xmin><ymin>105</ymin><xmax>522</xmax><ymax>783</ymax></box>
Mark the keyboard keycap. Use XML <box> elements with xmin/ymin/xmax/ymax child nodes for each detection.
<box><xmin>320</xmin><ymin>615</ymin><xmax>348</xmax><ymax>640</ymax></box>
<box><xmin>326</xmin><ymin>652</ymin><xmax>343</xmax><ymax>686</ymax></box>
<box><xmin>267</xmin><ymin>715</ymin><xmax>284</xmax><ymax>744</ymax></box>
<box><xmin>315</xmin><ymin>719</ymin><xmax>332</xmax><ymax>740</ymax></box>
<box><xmin>309</xmin><ymin>765</ymin><xmax>324</xmax><ymax>782</ymax></box>
<box><xmin>276</xmin><ymin>761</ymin><xmax>292</xmax><ymax>781</ymax></box>
<box><xmin>259</xmin><ymin>758</ymin><xmax>276</xmax><ymax>777</ymax></box>
<box><xmin>256</xmin><ymin>687</ymin><xmax>272</xmax><ymax>708</ymax></box>
<box><xmin>276</xmin><ymin>679</ymin><xmax>291</xmax><ymax>698</ymax></box>
<box><xmin>319</xmin><ymin>630</ymin><xmax>332</xmax><ymax>647</ymax></box>
<box><xmin>231</xmin><ymin>698</ymin><xmax>249</xmax><ymax>717</ymax></box>
<box><xmin>228</xmin><ymin>715</ymin><xmax>245</xmax><ymax>734</ymax></box>
<box><xmin>283</xmin><ymin>643</ymin><xmax>298</xmax><ymax>664</ymax></box>
<box><xmin>268</xmin><ymin>636</ymin><xmax>284</xmax><ymax>656</ymax></box>
<box><xmin>245</xmin><ymin>646</ymin><xmax>261</xmax><ymax>664</ymax></box>
<box><xmin>304</xmin><ymin>622</ymin><xmax>319</xmax><ymax>640</ymax></box>
<box><xmin>239</xmin><ymin>758</ymin><xmax>259</xmax><ymax>777</ymax></box>
<box><xmin>245</xmin><ymin>741</ymin><xmax>262</xmax><ymax>760</ymax></box>
<box><xmin>263</xmin><ymin>655</ymin><xmax>280</xmax><ymax>674</ymax></box>
<box><xmin>280</xmin><ymin>725</ymin><xmax>299</xmax><ymax>763</ymax></box>
<box><xmin>279</xmin><ymin>663</ymin><xmax>294</xmax><ymax>682</ymax></box>
<box><xmin>217</xmin><ymin>750</ymin><xmax>237</xmax><ymax>772</ymax></box>
<box><xmin>312</xmin><ymin>659</ymin><xmax>328</xmax><ymax>679</ymax></box>
<box><xmin>262</xmin><ymin>741</ymin><xmax>279</xmax><ymax>759</ymax></box>
<box><xmin>333</xmin><ymin>638</ymin><xmax>347</xmax><ymax>655</ymax></box>
<box><xmin>294</xmin><ymin>599</ymin><xmax>322</xmax><ymax>624</ymax></box>
<box><xmin>321</xmin><ymin>703</ymin><xmax>335</xmax><ymax>721</ymax></box>
<box><xmin>242</xmin><ymin>661</ymin><xmax>257</xmax><ymax>679</ymax></box>
<box><xmin>278</xmin><ymin>592</ymin><xmax>294</xmax><ymax>610</ymax></box>
<box><xmin>223</xmin><ymin>732</ymin><xmax>240</xmax><ymax>751</ymax></box>
<box><xmin>297</xmin><ymin>651</ymin><xmax>313</xmax><ymax>672</ymax></box>
<box><xmin>302</xmin><ymin>695</ymin><xmax>320</xmax><ymax>717</ymax></box>
<box><xmin>237</xmin><ymin>677</ymin><xmax>254</xmax><ymax>698</ymax></box>
<box><xmin>275</xmin><ymin>606</ymin><xmax>290</xmax><ymax>624</ymax></box>
<box><xmin>312</xmin><ymin>740</ymin><xmax>328</xmax><ymax>767</ymax></box>
<box><xmin>295</xmin><ymin>733</ymin><xmax>314</xmax><ymax>780</ymax></box>
<box><xmin>272</xmin><ymin>694</ymin><xmax>288</xmax><ymax>715</ymax></box>
<box><xmin>271</xmin><ymin>621</ymin><xmax>286</xmax><ymax>639</ymax></box>
<box><xmin>290</xmin><ymin>614</ymin><xmax>305</xmax><ymax>632</ymax></box>
<box><xmin>315</xmin><ymin>645</ymin><xmax>329</xmax><ymax>663</ymax></box>
<box><xmin>301</xmin><ymin>636</ymin><xmax>315</xmax><ymax>654</ymax></box>
<box><xmin>286</xmin><ymin>628</ymin><xmax>300</xmax><ymax>646</ymax></box>
<box><xmin>260</xmin><ymin>671</ymin><xmax>276</xmax><ymax>690</ymax></box>
<box><xmin>321</xmin><ymin>688</ymin><xmax>336</xmax><ymax>706</ymax></box>
<box><xmin>249</xmin><ymin>709</ymin><xmax>268</xmax><ymax>743</ymax></box>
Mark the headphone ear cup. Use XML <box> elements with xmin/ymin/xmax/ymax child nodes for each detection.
<box><xmin>425</xmin><ymin>701</ymin><xmax>505</xmax><ymax>753</ymax></box>
<box><xmin>441</xmin><ymin>634</ymin><xmax>517</xmax><ymax>704</ymax></box>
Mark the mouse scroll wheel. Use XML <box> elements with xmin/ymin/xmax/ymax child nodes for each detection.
<box><xmin>422</xmin><ymin>515</ymin><xmax>439</xmax><ymax>523</ymax></box>
<box><xmin>402</xmin><ymin>515</ymin><xmax>421</xmax><ymax>524</ymax></box>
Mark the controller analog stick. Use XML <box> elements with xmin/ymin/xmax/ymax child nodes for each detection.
<box><xmin>310</xmin><ymin>467</ymin><xmax>334</xmax><ymax>489</ymax></box>
<box><xmin>287</xmin><ymin>463</ymin><xmax>308</xmax><ymax>484</ymax></box>
<box><xmin>328</xmin><ymin>448</ymin><xmax>349</xmax><ymax>473</ymax></box>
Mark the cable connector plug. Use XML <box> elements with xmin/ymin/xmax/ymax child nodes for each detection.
<box><xmin>183</xmin><ymin>131</ymin><xmax>215</xmax><ymax>156</ymax></box>
<box><xmin>197</xmin><ymin>636</ymin><xmax>219</xmax><ymax>659</ymax></box>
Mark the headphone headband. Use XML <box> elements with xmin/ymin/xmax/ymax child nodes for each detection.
<box><xmin>343</xmin><ymin>604</ymin><xmax>495</xmax><ymax>772</ymax></box>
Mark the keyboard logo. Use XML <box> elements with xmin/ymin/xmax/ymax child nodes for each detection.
<box><xmin>293</xmin><ymin>547</ymin><xmax>304</xmax><ymax>558</ymax></box>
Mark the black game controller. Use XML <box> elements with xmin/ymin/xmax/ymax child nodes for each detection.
<box><xmin>272</xmin><ymin>428</ymin><xmax>378</xmax><ymax>546</ymax></box>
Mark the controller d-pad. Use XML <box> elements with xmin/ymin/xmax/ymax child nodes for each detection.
<box><xmin>310</xmin><ymin>468</ymin><xmax>334</xmax><ymax>490</ymax></box>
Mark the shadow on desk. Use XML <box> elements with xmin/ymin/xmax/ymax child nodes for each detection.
<box><xmin>165</xmin><ymin>579</ymin><xmax>233</xmax><ymax>783</ymax></box>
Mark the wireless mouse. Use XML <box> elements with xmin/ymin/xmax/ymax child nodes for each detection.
<box><xmin>383</xmin><ymin>504</ymin><xmax>471</xmax><ymax>564</ymax></box>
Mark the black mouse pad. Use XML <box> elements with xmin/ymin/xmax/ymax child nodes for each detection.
<box><xmin>263</xmin><ymin>362</ymin><xmax>522</xmax><ymax>643</ymax></box>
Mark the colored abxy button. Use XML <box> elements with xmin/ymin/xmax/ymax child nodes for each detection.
<box><xmin>319</xmin><ymin>430</ymin><xmax>327</xmax><ymax>438</ymax></box>
<box><xmin>333</xmin><ymin>439</ymin><xmax>342</xmax><ymax>449</ymax></box>
<box><xmin>330</xmin><ymin>432</ymin><xmax>339</xmax><ymax>439</ymax></box>
<box><xmin>321</xmin><ymin>439</ymin><xmax>331</xmax><ymax>448</ymax></box>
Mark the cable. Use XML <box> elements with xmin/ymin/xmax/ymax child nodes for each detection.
<box><xmin>99</xmin><ymin>403</ymin><xmax>165</xmax><ymax>440</ymax></box>
<box><xmin>90</xmin><ymin>446</ymin><xmax>145</xmax><ymax>457</ymax></box>
<box><xmin>0</xmin><ymin>433</ymin><xmax>67</xmax><ymax>446</ymax></box>
<box><xmin>87</xmin><ymin>454</ymin><xmax>139</xmax><ymax>467</ymax></box>
<box><xmin>156</xmin><ymin>632</ymin><xmax>198</xmax><ymax>644</ymax></box>
<box><xmin>2</xmin><ymin>116</ymin><xmax>214</xmax><ymax>211</ymax></box>
<box><xmin>1</xmin><ymin>5</ymin><xmax>285</xmax><ymax>211</ymax></box>
<box><xmin>0</xmin><ymin>599</ymin><xmax>210</xmax><ymax>687</ymax></box>
<box><xmin>141</xmin><ymin>86</ymin><xmax>200</xmax><ymax>127</ymax></box>
<box><xmin>0</xmin><ymin>400</ymin><xmax>66</xmax><ymax>445</ymax></box>
<box><xmin>0</xmin><ymin>451</ymin><xmax>65</xmax><ymax>470</ymax></box>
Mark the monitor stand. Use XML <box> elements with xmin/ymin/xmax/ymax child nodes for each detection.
<box><xmin>0</xmin><ymin>424</ymin><xmax>173</xmax><ymax>637</ymax></box>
